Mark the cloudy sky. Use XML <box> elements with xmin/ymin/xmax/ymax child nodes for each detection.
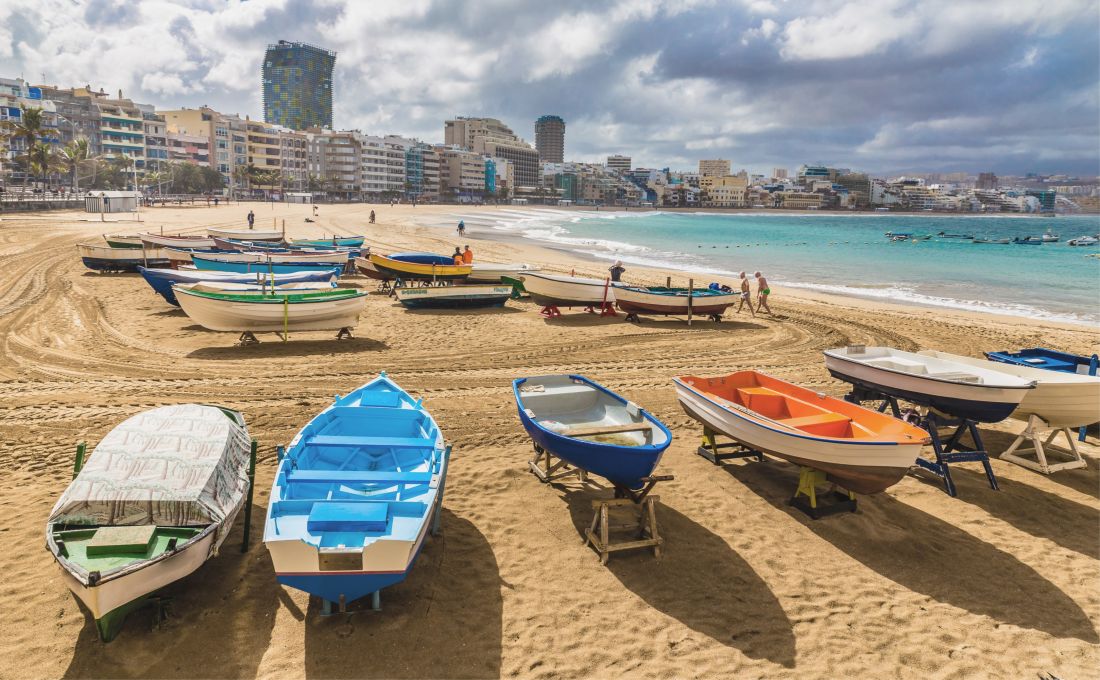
<box><xmin>3</xmin><ymin>0</ymin><xmax>1098</xmax><ymax>175</ymax></box>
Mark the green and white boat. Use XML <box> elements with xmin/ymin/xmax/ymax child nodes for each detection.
<box><xmin>103</xmin><ymin>233</ymin><xmax>144</xmax><ymax>249</ymax></box>
<box><xmin>46</xmin><ymin>404</ymin><xmax>253</xmax><ymax>641</ymax></box>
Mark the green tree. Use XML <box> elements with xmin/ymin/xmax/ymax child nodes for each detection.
<box><xmin>2</xmin><ymin>106</ymin><xmax>52</xmax><ymax>188</ymax></box>
<box><xmin>58</xmin><ymin>137</ymin><xmax>93</xmax><ymax>192</ymax></box>
<box><xmin>27</xmin><ymin>140</ymin><xmax>56</xmax><ymax>188</ymax></box>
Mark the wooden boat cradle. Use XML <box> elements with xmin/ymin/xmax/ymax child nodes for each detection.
<box><xmin>1000</xmin><ymin>414</ymin><xmax>1087</xmax><ymax>474</ymax></box>
<box><xmin>844</xmin><ymin>384</ymin><xmax>998</xmax><ymax>498</ymax></box>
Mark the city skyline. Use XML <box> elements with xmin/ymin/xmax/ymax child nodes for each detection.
<box><xmin>3</xmin><ymin>0</ymin><xmax>1098</xmax><ymax>175</ymax></box>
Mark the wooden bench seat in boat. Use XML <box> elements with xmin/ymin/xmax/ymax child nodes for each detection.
<box><xmin>777</xmin><ymin>412</ymin><xmax>851</xmax><ymax>429</ymax></box>
<box><xmin>286</xmin><ymin>470</ymin><xmax>434</xmax><ymax>485</ymax></box>
<box><xmin>306</xmin><ymin>501</ymin><xmax>389</xmax><ymax>532</ymax></box>
<box><xmin>562</xmin><ymin>422</ymin><xmax>652</xmax><ymax>437</ymax></box>
<box><xmin>305</xmin><ymin>434</ymin><xmax>434</xmax><ymax>449</ymax></box>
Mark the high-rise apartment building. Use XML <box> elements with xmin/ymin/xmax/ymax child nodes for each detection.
<box><xmin>772</xmin><ymin>168</ymin><xmax>788</xmax><ymax>179</ymax></box>
<box><xmin>444</xmin><ymin>117</ymin><xmax>539</xmax><ymax>190</ymax></box>
<box><xmin>607</xmin><ymin>155</ymin><xmax>631</xmax><ymax>174</ymax></box>
<box><xmin>262</xmin><ymin>40</ymin><xmax>336</xmax><ymax>131</ymax></box>
<box><xmin>976</xmin><ymin>172</ymin><xmax>998</xmax><ymax>190</ymax></box>
<box><xmin>698</xmin><ymin>159</ymin><xmax>731</xmax><ymax>177</ymax></box>
<box><xmin>535</xmin><ymin>115</ymin><xmax>565</xmax><ymax>163</ymax></box>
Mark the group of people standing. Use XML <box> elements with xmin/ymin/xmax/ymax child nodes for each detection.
<box><xmin>453</xmin><ymin>245</ymin><xmax>474</xmax><ymax>265</ymax></box>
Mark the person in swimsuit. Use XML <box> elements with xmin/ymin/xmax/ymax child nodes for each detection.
<box><xmin>737</xmin><ymin>271</ymin><xmax>755</xmax><ymax>317</ymax></box>
<box><xmin>754</xmin><ymin>271</ymin><xmax>772</xmax><ymax>314</ymax></box>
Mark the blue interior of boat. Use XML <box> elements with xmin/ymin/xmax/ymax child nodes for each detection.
<box><xmin>986</xmin><ymin>347</ymin><xmax>1098</xmax><ymax>375</ymax></box>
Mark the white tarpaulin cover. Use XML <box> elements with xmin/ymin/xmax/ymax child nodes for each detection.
<box><xmin>48</xmin><ymin>404</ymin><xmax>251</xmax><ymax>548</ymax></box>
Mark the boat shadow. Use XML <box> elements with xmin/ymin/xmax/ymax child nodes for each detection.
<box><xmin>187</xmin><ymin>336</ymin><xmax>389</xmax><ymax>359</ymax></box>
<box><xmin>80</xmin><ymin>271</ymin><xmax>141</xmax><ymax>277</ymax></box>
<box><xmin>398</xmin><ymin>306</ymin><xmax>524</xmax><ymax>316</ymax></box>
<box><xmin>621</xmin><ymin>317</ymin><xmax>768</xmax><ymax>331</ymax></box>
<box><xmin>723</xmin><ymin>460</ymin><xmax>1099</xmax><ymax>642</ymax></box>
<box><xmin>61</xmin><ymin>508</ymin><xmax>279</xmax><ymax>678</ymax></box>
<box><xmin>303</xmin><ymin>509</ymin><xmax>502</xmax><ymax>679</ymax></box>
<box><xmin>557</xmin><ymin>485</ymin><xmax>796</xmax><ymax>668</ymax></box>
<box><xmin>979</xmin><ymin>428</ymin><xmax>1099</xmax><ymax>500</ymax></box>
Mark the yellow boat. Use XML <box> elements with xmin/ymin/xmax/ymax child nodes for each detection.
<box><xmin>368</xmin><ymin>253</ymin><xmax>472</xmax><ymax>282</ymax></box>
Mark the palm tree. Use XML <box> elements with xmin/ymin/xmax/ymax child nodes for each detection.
<box><xmin>27</xmin><ymin>140</ymin><xmax>55</xmax><ymax>189</ymax></box>
<box><xmin>58</xmin><ymin>138</ymin><xmax>92</xmax><ymax>192</ymax></box>
<box><xmin>2</xmin><ymin>106</ymin><xmax>50</xmax><ymax>189</ymax></box>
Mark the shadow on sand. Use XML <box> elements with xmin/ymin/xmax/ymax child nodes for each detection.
<box><xmin>558</xmin><ymin>485</ymin><xmax>796</xmax><ymax>668</ymax></box>
<box><xmin>188</xmin><ymin>336</ymin><xmax>388</xmax><ymax>359</ymax></box>
<box><xmin>398</xmin><ymin>305</ymin><xmax>523</xmax><ymax>316</ymax></box>
<box><xmin>62</xmin><ymin>507</ymin><xmax>279</xmax><ymax>679</ymax></box>
<box><xmin>725</xmin><ymin>460</ymin><xmax>1099</xmax><ymax>643</ymax></box>
<box><xmin>541</xmin><ymin>312</ymin><xmax>767</xmax><ymax>331</ymax></box>
<box><xmin>304</xmin><ymin>510</ymin><xmax>502</xmax><ymax>679</ymax></box>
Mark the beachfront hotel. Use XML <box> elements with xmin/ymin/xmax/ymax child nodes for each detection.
<box><xmin>262</xmin><ymin>40</ymin><xmax>336</xmax><ymax>131</ymax></box>
<box><xmin>534</xmin><ymin>115</ymin><xmax>565</xmax><ymax>164</ymax></box>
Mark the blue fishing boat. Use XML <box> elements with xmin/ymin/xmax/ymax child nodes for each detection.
<box><xmin>137</xmin><ymin>267</ymin><xmax>341</xmax><ymax>306</ymax></box>
<box><xmin>513</xmin><ymin>374</ymin><xmax>672</xmax><ymax>490</ymax></box>
<box><xmin>191</xmin><ymin>255</ymin><xmax>345</xmax><ymax>274</ymax></box>
<box><xmin>986</xmin><ymin>348</ymin><xmax>1099</xmax><ymax>376</ymax></box>
<box><xmin>388</xmin><ymin>252</ymin><xmax>454</xmax><ymax>265</ymax></box>
<box><xmin>1012</xmin><ymin>236</ymin><xmax>1042</xmax><ymax>245</ymax></box>
<box><xmin>291</xmin><ymin>236</ymin><xmax>366</xmax><ymax>248</ymax></box>
<box><xmin>263</xmin><ymin>374</ymin><xmax>450</xmax><ymax>611</ymax></box>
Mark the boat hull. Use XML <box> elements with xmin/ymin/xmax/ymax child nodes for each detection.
<box><xmin>673</xmin><ymin>379</ymin><xmax>921</xmax><ymax>495</ymax></box>
<box><xmin>396</xmin><ymin>285</ymin><xmax>512</xmax><ymax>309</ymax></box>
<box><xmin>175</xmin><ymin>290</ymin><xmax>367</xmax><ymax>332</ymax></box>
<box><xmin>192</xmin><ymin>250</ymin><xmax>346</xmax><ymax>265</ymax></box>
<box><xmin>513</xmin><ymin>375</ymin><xmax>671</xmax><ymax>489</ymax></box>
<box><xmin>292</xmin><ymin>236</ymin><xmax>365</xmax><ymax>248</ymax></box>
<box><xmin>104</xmin><ymin>235</ymin><xmax>143</xmax><ymax>249</ymax></box>
<box><xmin>354</xmin><ymin>257</ymin><xmax>390</xmax><ymax>280</ymax></box>
<box><xmin>824</xmin><ymin>351</ymin><xmax>1031</xmax><ymax>422</ymax></box>
<box><xmin>141</xmin><ymin>234</ymin><xmax>217</xmax><ymax>249</ymax></box>
<box><xmin>191</xmin><ymin>255</ymin><xmax>346</xmax><ymax>274</ymax></box>
<box><xmin>467</xmin><ymin>264</ymin><xmax>536</xmax><ymax>283</ymax></box>
<box><xmin>369</xmin><ymin>254</ymin><xmax>471</xmax><ymax>281</ymax></box>
<box><xmin>79</xmin><ymin>244</ymin><xmax>170</xmax><ymax>271</ymax></box>
<box><xmin>207</xmin><ymin>228</ymin><xmax>284</xmax><ymax>241</ymax></box>
<box><xmin>521</xmin><ymin>273</ymin><xmax>613</xmax><ymax>308</ymax></box>
<box><xmin>613</xmin><ymin>286</ymin><xmax>738</xmax><ymax>316</ymax></box>
<box><xmin>138</xmin><ymin>267</ymin><xmax>340</xmax><ymax>306</ymax></box>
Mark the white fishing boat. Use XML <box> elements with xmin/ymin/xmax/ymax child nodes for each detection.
<box><xmin>175</xmin><ymin>287</ymin><xmax>368</xmax><ymax>333</ymax></box>
<box><xmin>207</xmin><ymin>227</ymin><xmax>284</xmax><ymax>241</ymax></box>
<box><xmin>918</xmin><ymin>350</ymin><xmax>1099</xmax><ymax>429</ymax></box>
<box><xmin>467</xmin><ymin>263</ymin><xmax>538</xmax><ymax>283</ymax></box>
<box><xmin>175</xmin><ymin>281</ymin><xmax>337</xmax><ymax>296</ymax></box>
<box><xmin>823</xmin><ymin>345</ymin><xmax>1034</xmax><ymax>423</ymax></box>
<box><xmin>919</xmin><ymin>350</ymin><xmax>1099</xmax><ymax>473</ymax></box>
<box><xmin>46</xmin><ymin>404</ymin><xmax>252</xmax><ymax>641</ymax></box>
<box><xmin>1067</xmin><ymin>235</ymin><xmax>1099</xmax><ymax>246</ymax></box>
<box><xmin>1041</xmin><ymin>228</ymin><xmax>1060</xmax><ymax>243</ymax></box>
<box><xmin>612</xmin><ymin>284</ymin><xmax>739</xmax><ymax>317</ymax></box>
<box><xmin>78</xmin><ymin>243</ymin><xmax>170</xmax><ymax>271</ymax></box>
<box><xmin>520</xmin><ymin>272</ymin><xmax>615</xmax><ymax>308</ymax></box>
<box><xmin>140</xmin><ymin>233</ymin><xmax>217</xmax><ymax>249</ymax></box>
<box><xmin>103</xmin><ymin>234</ymin><xmax>143</xmax><ymax>249</ymax></box>
<box><xmin>395</xmin><ymin>284</ymin><xmax>513</xmax><ymax>309</ymax></box>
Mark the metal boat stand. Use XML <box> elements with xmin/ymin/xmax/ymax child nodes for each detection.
<box><xmin>844</xmin><ymin>387</ymin><xmax>998</xmax><ymax>497</ymax></box>
<box><xmin>335</xmin><ymin>327</ymin><xmax>354</xmax><ymax>340</ymax></box>
<box><xmin>1000</xmin><ymin>414</ymin><xmax>1087</xmax><ymax>474</ymax></box>
<box><xmin>584</xmin><ymin>476</ymin><xmax>672</xmax><ymax>565</ymax></box>
<box><xmin>529</xmin><ymin>443</ymin><xmax>587</xmax><ymax>483</ymax></box>
<box><xmin>790</xmin><ymin>467</ymin><xmax>857</xmax><ymax>519</ymax></box>
<box><xmin>320</xmin><ymin>591</ymin><xmax>381</xmax><ymax>616</ymax></box>
<box><xmin>236</xmin><ymin>331</ymin><xmax>260</xmax><ymax>345</ymax></box>
<box><xmin>696</xmin><ymin>426</ymin><xmax>765</xmax><ymax>465</ymax></box>
<box><xmin>539</xmin><ymin>305</ymin><xmax>563</xmax><ymax>318</ymax></box>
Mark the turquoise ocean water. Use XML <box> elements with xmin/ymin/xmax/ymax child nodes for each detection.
<box><xmin>466</xmin><ymin>211</ymin><xmax>1100</xmax><ymax>325</ymax></box>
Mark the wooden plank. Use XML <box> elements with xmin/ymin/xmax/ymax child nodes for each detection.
<box><xmin>561</xmin><ymin>422</ymin><xmax>651</xmax><ymax>437</ymax></box>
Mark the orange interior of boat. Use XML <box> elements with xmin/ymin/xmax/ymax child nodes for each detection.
<box><xmin>679</xmin><ymin>371</ymin><xmax>927</xmax><ymax>442</ymax></box>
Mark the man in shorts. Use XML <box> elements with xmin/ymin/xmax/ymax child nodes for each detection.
<box><xmin>755</xmin><ymin>271</ymin><xmax>772</xmax><ymax>314</ymax></box>
<box><xmin>737</xmin><ymin>271</ymin><xmax>755</xmax><ymax>317</ymax></box>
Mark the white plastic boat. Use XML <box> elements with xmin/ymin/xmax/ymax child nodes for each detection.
<box><xmin>467</xmin><ymin>263</ymin><xmax>538</xmax><ymax>283</ymax></box>
<box><xmin>1067</xmin><ymin>235</ymin><xmax>1099</xmax><ymax>246</ymax></box>
<box><xmin>207</xmin><ymin>227</ymin><xmax>284</xmax><ymax>241</ymax></box>
<box><xmin>520</xmin><ymin>272</ymin><xmax>615</xmax><ymax>308</ymax></box>
<box><xmin>823</xmin><ymin>346</ymin><xmax>1034</xmax><ymax>422</ymax></box>
<box><xmin>46</xmin><ymin>405</ymin><xmax>251</xmax><ymax>641</ymax></box>
<box><xmin>176</xmin><ymin>288</ymin><xmax>368</xmax><ymax>333</ymax></box>
<box><xmin>918</xmin><ymin>350</ymin><xmax>1100</xmax><ymax>428</ymax></box>
<box><xmin>175</xmin><ymin>281</ymin><xmax>337</xmax><ymax>296</ymax></box>
<box><xmin>192</xmin><ymin>250</ymin><xmax>346</xmax><ymax>265</ymax></box>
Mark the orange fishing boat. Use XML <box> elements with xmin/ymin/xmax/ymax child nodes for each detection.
<box><xmin>674</xmin><ymin>370</ymin><xmax>929</xmax><ymax>494</ymax></box>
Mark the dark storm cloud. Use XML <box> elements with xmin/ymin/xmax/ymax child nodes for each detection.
<box><xmin>6</xmin><ymin>0</ymin><xmax>1098</xmax><ymax>175</ymax></box>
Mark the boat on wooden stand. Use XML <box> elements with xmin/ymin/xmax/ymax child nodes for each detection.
<box><xmin>519</xmin><ymin>272</ymin><xmax>616</xmax><ymax>317</ymax></box>
<box><xmin>368</xmin><ymin>253</ymin><xmax>471</xmax><ymax>283</ymax></box>
<box><xmin>612</xmin><ymin>282</ymin><xmax>739</xmax><ymax>323</ymax></box>
<box><xmin>138</xmin><ymin>266</ymin><xmax>341</xmax><ymax>306</ymax></box>
<box><xmin>191</xmin><ymin>254</ymin><xmax>347</xmax><ymax>274</ymax></box>
<box><xmin>175</xmin><ymin>287</ymin><xmax>368</xmax><ymax>342</ymax></box>
<box><xmin>264</xmin><ymin>373</ymin><xmax>450</xmax><ymax>612</ymax></box>
<box><xmin>395</xmin><ymin>284</ymin><xmax>513</xmax><ymax>309</ymax></box>
<box><xmin>140</xmin><ymin>233</ymin><xmax>217</xmax><ymax>249</ymax></box>
<box><xmin>207</xmin><ymin>227</ymin><xmax>284</xmax><ymax>241</ymax></box>
<box><xmin>46</xmin><ymin>404</ymin><xmax>254</xmax><ymax>641</ymax></box>
<box><xmin>78</xmin><ymin>243</ymin><xmax>170</xmax><ymax>272</ymax></box>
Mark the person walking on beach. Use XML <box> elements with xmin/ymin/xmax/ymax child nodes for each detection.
<box><xmin>754</xmin><ymin>271</ymin><xmax>772</xmax><ymax>314</ymax></box>
<box><xmin>737</xmin><ymin>271</ymin><xmax>755</xmax><ymax>317</ymax></box>
<box><xmin>462</xmin><ymin>245</ymin><xmax>474</xmax><ymax>264</ymax></box>
<box><xmin>452</xmin><ymin>247</ymin><xmax>463</xmax><ymax>265</ymax></box>
<box><xmin>214</xmin><ymin>197</ymin><xmax>219</xmax><ymax>207</ymax></box>
<box><xmin>369</xmin><ymin>210</ymin><xmax>376</xmax><ymax>224</ymax></box>
<box><xmin>609</xmin><ymin>261</ymin><xmax>626</xmax><ymax>282</ymax></box>
<box><xmin>247</xmin><ymin>210</ymin><xmax>255</xmax><ymax>229</ymax></box>
<box><xmin>457</xmin><ymin>220</ymin><xmax>466</xmax><ymax>236</ymax></box>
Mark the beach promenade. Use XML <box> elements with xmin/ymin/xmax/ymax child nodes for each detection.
<box><xmin>1</xmin><ymin>202</ymin><xmax>1097</xmax><ymax>678</ymax></box>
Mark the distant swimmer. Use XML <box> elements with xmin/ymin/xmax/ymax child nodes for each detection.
<box><xmin>754</xmin><ymin>271</ymin><xmax>772</xmax><ymax>314</ymax></box>
<box><xmin>737</xmin><ymin>271</ymin><xmax>755</xmax><ymax>317</ymax></box>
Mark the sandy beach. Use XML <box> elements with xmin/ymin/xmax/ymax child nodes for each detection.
<box><xmin>1</xmin><ymin>201</ymin><xmax>1097</xmax><ymax>679</ymax></box>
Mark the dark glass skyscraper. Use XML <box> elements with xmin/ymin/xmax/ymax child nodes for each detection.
<box><xmin>262</xmin><ymin>40</ymin><xmax>336</xmax><ymax>131</ymax></box>
<box><xmin>535</xmin><ymin>115</ymin><xmax>565</xmax><ymax>163</ymax></box>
